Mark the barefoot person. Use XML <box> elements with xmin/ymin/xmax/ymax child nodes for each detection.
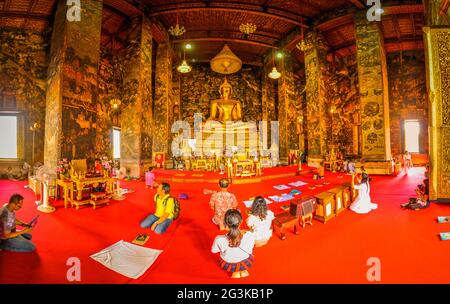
<box><xmin>140</xmin><ymin>183</ymin><xmax>175</xmax><ymax>234</ymax></box>
<box><xmin>349</xmin><ymin>172</ymin><xmax>378</xmax><ymax>214</ymax></box>
<box><xmin>212</xmin><ymin>209</ymin><xmax>255</xmax><ymax>278</ymax></box>
<box><xmin>0</xmin><ymin>194</ymin><xmax>36</xmax><ymax>252</ymax></box>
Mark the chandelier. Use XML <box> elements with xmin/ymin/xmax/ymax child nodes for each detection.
<box><xmin>239</xmin><ymin>23</ymin><xmax>257</xmax><ymax>38</ymax></box>
<box><xmin>169</xmin><ymin>24</ymin><xmax>186</xmax><ymax>37</ymax></box>
<box><xmin>169</xmin><ymin>2</ymin><xmax>185</xmax><ymax>37</ymax></box>
<box><xmin>110</xmin><ymin>98</ymin><xmax>121</xmax><ymax>110</ymax></box>
<box><xmin>295</xmin><ymin>27</ymin><xmax>308</xmax><ymax>52</ymax></box>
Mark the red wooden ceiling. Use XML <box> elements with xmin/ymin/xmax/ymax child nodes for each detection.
<box><xmin>0</xmin><ymin>0</ymin><xmax>426</xmax><ymax>67</ymax></box>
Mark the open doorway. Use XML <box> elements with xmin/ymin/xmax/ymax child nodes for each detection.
<box><xmin>404</xmin><ymin>119</ymin><xmax>420</xmax><ymax>153</ymax></box>
<box><xmin>112</xmin><ymin>127</ymin><xmax>121</xmax><ymax>160</ymax></box>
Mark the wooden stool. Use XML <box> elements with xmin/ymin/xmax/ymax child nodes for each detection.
<box><xmin>90</xmin><ymin>193</ymin><xmax>110</xmax><ymax>210</ymax></box>
<box><xmin>71</xmin><ymin>199</ymin><xmax>91</xmax><ymax>210</ymax></box>
<box><xmin>90</xmin><ymin>192</ymin><xmax>110</xmax><ymax>210</ymax></box>
<box><xmin>272</xmin><ymin>212</ymin><xmax>300</xmax><ymax>240</ymax></box>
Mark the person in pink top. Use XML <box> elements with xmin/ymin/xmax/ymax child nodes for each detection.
<box><xmin>208</xmin><ymin>178</ymin><xmax>238</xmax><ymax>231</ymax></box>
<box><xmin>145</xmin><ymin>167</ymin><xmax>155</xmax><ymax>189</ymax></box>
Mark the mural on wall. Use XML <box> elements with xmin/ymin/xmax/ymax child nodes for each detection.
<box><xmin>387</xmin><ymin>51</ymin><xmax>428</xmax><ymax>156</ymax></box>
<box><xmin>294</xmin><ymin>72</ymin><xmax>307</xmax><ymax>152</ymax></box>
<box><xmin>180</xmin><ymin>64</ymin><xmax>262</xmax><ymax>125</ymax></box>
<box><xmin>355</xmin><ymin>12</ymin><xmax>390</xmax><ymax>159</ymax></box>
<box><xmin>0</xmin><ymin>29</ymin><xmax>48</xmax><ymax>171</ymax></box>
<box><xmin>328</xmin><ymin>55</ymin><xmax>360</xmax><ymax>155</ymax></box>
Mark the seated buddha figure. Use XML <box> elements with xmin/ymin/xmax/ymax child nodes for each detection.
<box><xmin>208</xmin><ymin>79</ymin><xmax>242</xmax><ymax>123</ymax></box>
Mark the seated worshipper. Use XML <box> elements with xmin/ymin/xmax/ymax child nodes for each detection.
<box><xmin>212</xmin><ymin>209</ymin><xmax>255</xmax><ymax>279</ymax></box>
<box><xmin>140</xmin><ymin>183</ymin><xmax>175</xmax><ymax>234</ymax></box>
<box><xmin>347</xmin><ymin>158</ymin><xmax>356</xmax><ymax>174</ymax></box>
<box><xmin>246</xmin><ymin>196</ymin><xmax>274</xmax><ymax>247</ymax></box>
<box><xmin>208</xmin><ymin>178</ymin><xmax>238</xmax><ymax>231</ymax></box>
<box><xmin>0</xmin><ymin>194</ymin><xmax>36</xmax><ymax>252</ymax></box>
<box><xmin>401</xmin><ymin>179</ymin><xmax>430</xmax><ymax>210</ymax></box>
<box><xmin>313</xmin><ymin>162</ymin><xmax>325</xmax><ymax>179</ymax></box>
<box><xmin>349</xmin><ymin>172</ymin><xmax>378</xmax><ymax>214</ymax></box>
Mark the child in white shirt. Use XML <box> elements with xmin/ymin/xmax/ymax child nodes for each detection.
<box><xmin>211</xmin><ymin>209</ymin><xmax>255</xmax><ymax>279</ymax></box>
<box><xmin>246</xmin><ymin>196</ymin><xmax>274</xmax><ymax>247</ymax></box>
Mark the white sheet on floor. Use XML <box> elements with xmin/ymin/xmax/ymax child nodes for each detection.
<box><xmin>90</xmin><ymin>240</ymin><xmax>163</xmax><ymax>279</ymax></box>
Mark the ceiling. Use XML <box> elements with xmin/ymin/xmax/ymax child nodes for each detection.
<box><xmin>0</xmin><ymin>0</ymin><xmax>426</xmax><ymax>69</ymax></box>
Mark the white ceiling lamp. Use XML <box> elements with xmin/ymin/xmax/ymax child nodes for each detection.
<box><xmin>177</xmin><ymin>44</ymin><xmax>192</xmax><ymax>73</ymax></box>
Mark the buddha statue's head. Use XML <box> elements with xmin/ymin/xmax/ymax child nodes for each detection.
<box><xmin>219</xmin><ymin>79</ymin><xmax>233</xmax><ymax>99</ymax></box>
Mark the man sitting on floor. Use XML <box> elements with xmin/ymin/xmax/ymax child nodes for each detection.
<box><xmin>0</xmin><ymin>194</ymin><xmax>36</xmax><ymax>252</ymax></box>
<box><xmin>401</xmin><ymin>179</ymin><xmax>429</xmax><ymax>210</ymax></box>
<box><xmin>140</xmin><ymin>183</ymin><xmax>175</xmax><ymax>234</ymax></box>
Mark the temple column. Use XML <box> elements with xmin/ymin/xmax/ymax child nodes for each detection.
<box><xmin>261</xmin><ymin>56</ymin><xmax>279</xmax><ymax>159</ymax></box>
<box><xmin>304</xmin><ymin>31</ymin><xmax>331</xmax><ymax>167</ymax></box>
<box><xmin>278</xmin><ymin>54</ymin><xmax>298</xmax><ymax>164</ymax></box>
<box><xmin>121</xmin><ymin>16</ymin><xmax>153</xmax><ymax>177</ymax></box>
<box><xmin>44</xmin><ymin>0</ymin><xmax>103</xmax><ymax>169</ymax></box>
<box><xmin>152</xmin><ymin>43</ymin><xmax>173</xmax><ymax>160</ymax></box>
<box><xmin>355</xmin><ymin>11</ymin><xmax>392</xmax><ymax>174</ymax></box>
<box><xmin>423</xmin><ymin>0</ymin><xmax>450</xmax><ymax>200</ymax></box>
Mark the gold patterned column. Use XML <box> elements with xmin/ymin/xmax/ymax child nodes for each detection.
<box><xmin>424</xmin><ymin>1</ymin><xmax>450</xmax><ymax>200</ymax></box>
<box><xmin>44</xmin><ymin>0</ymin><xmax>103</xmax><ymax>169</ymax></box>
<box><xmin>355</xmin><ymin>12</ymin><xmax>392</xmax><ymax>171</ymax></box>
<box><xmin>152</xmin><ymin>43</ymin><xmax>173</xmax><ymax>158</ymax></box>
<box><xmin>278</xmin><ymin>54</ymin><xmax>298</xmax><ymax>164</ymax></box>
<box><xmin>304</xmin><ymin>31</ymin><xmax>331</xmax><ymax>166</ymax></box>
<box><xmin>121</xmin><ymin>16</ymin><xmax>153</xmax><ymax>177</ymax></box>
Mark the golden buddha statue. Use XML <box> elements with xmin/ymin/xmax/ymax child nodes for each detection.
<box><xmin>209</xmin><ymin>79</ymin><xmax>242</xmax><ymax>123</ymax></box>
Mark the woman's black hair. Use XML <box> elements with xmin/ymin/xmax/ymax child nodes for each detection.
<box><xmin>225</xmin><ymin>209</ymin><xmax>243</xmax><ymax>248</ymax></box>
<box><xmin>250</xmin><ymin>196</ymin><xmax>268</xmax><ymax>220</ymax></box>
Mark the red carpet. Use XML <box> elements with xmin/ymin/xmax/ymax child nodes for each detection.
<box><xmin>1</xmin><ymin>167</ymin><xmax>449</xmax><ymax>284</ymax></box>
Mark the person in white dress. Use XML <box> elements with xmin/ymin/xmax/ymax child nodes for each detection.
<box><xmin>246</xmin><ymin>196</ymin><xmax>274</xmax><ymax>247</ymax></box>
<box><xmin>349</xmin><ymin>173</ymin><xmax>378</xmax><ymax>214</ymax></box>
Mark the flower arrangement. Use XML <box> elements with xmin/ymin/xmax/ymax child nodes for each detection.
<box><xmin>56</xmin><ymin>158</ymin><xmax>70</xmax><ymax>178</ymax></box>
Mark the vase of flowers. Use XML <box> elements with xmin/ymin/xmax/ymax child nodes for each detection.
<box><xmin>56</xmin><ymin>158</ymin><xmax>70</xmax><ymax>180</ymax></box>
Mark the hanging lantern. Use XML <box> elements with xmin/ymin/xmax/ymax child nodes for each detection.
<box><xmin>177</xmin><ymin>59</ymin><xmax>192</xmax><ymax>73</ymax></box>
<box><xmin>210</xmin><ymin>44</ymin><xmax>242</xmax><ymax>74</ymax></box>
<box><xmin>268</xmin><ymin>67</ymin><xmax>281</xmax><ymax>79</ymax></box>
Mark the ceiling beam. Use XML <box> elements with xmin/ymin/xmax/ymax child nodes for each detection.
<box><xmin>382</xmin><ymin>4</ymin><xmax>424</xmax><ymax>16</ymax></box>
<box><xmin>102</xmin><ymin>28</ymin><xmax>127</xmax><ymax>47</ymax></box>
<box><xmin>345</xmin><ymin>0</ymin><xmax>365</xmax><ymax>9</ymax></box>
<box><xmin>103</xmin><ymin>2</ymin><xmax>131</xmax><ymax>20</ymax></box>
<box><xmin>192</xmin><ymin>59</ymin><xmax>263</xmax><ymax>67</ymax></box>
<box><xmin>184</xmin><ymin>28</ymin><xmax>280</xmax><ymax>40</ymax></box>
<box><xmin>317</xmin><ymin>14</ymin><xmax>354</xmax><ymax>32</ymax></box>
<box><xmin>0</xmin><ymin>11</ymin><xmax>49</xmax><ymax>21</ymax></box>
<box><xmin>148</xmin><ymin>2</ymin><xmax>308</xmax><ymax>28</ymax></box>
<box><xmin>171</xmin><ymin>37</ymin><xmax>278</xmax><ymax>49</ymax></box>
<box><xmin>440</xmin><ymin>0</ymin><xmax>450</xmax><ymax>15</ymax></box>
<box><xmin>391</xmin><ymin>14</ymin><xmax>401</xmax><ymax>40</ymax></box>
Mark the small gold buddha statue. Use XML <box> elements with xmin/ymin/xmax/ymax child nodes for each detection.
<box><xmin>208</xmin><ymin>79</ymin><xmax>242</xmax><ymax>123</ymax></box>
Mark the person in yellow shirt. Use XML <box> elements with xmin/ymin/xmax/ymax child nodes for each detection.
<box><xmin>140</xmin><ymin>183</ymin><xmax>175</xmax><ymax>234</ymax></box>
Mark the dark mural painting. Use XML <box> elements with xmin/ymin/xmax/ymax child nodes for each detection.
<box><xmin>388</xmin><ymin>50</ymin><xmax>428</xmax><ymax>157</ymax></box>
<box><xmin>0</xmin><ymin>29</ymin><xmax>48</xmax><ymax>177</ymax></box>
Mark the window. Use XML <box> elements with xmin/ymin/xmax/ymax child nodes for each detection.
<box><xmin>404</xmin><ymin>120</ymin><xmax>420</xmax><ymax>153</ymax></box>
<box><xmin>0</xmin><ymin>115</ymin><xmax>18</xmax><ymax>158</ymax></box>
<box><xmin>113</xmin><ymin>128</ymin><xmax>121</xmax><ymax>159</ymax></box>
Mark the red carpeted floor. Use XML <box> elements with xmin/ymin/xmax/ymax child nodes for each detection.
<box><xmin>0</xmin><ymin>167</ymin><xmax>449</xmax><ymax>284</ymax></box>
